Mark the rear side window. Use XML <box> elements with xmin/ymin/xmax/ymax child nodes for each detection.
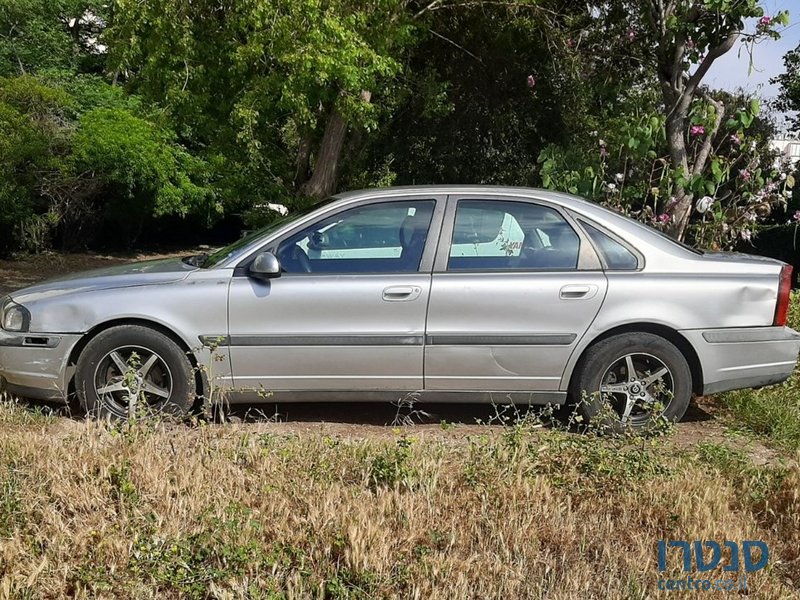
<box><xmin>448</xmin><ymin>200</ymin><xmax>580</xmax><ymax>271</ymax></box>
<box><xmin>582</xmin><ymin>222</ymin><xmax>639</xmax><ymax>270</ymax></box>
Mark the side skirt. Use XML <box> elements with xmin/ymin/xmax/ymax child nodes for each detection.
<box><xmin>222</xmin><ymin>389</ymin><xmax>567</xmax><ymax>405</ymax></box>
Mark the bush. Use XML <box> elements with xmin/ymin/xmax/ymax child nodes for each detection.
<box><xmin>0</xmin><ymin>74</ymin><xmax>218</xmax><ymax>253</ymax></box>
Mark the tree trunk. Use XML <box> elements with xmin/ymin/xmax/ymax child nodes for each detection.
<box><xmin>299</xmin><ymin>108</ymin><xmax>348</xmax><ymax>199</ymax></box>
<box><xmin>293</xmin><ymin>133</ymin><xmax>313</xmax><ymax>191</ymax></box>
<box><xmin>664</xmin><ymin>110</ymin><xmax>693</xmax><ymax>240</ymax></box>
<box><xmin>299</xmin><ymin>91</ymin><xmax>371</xmax><ymax>199</ymax></box>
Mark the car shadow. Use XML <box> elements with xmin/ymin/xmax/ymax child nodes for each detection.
<box><xmin>223</xmin><ymin>401</ymin><xmax>535</xmax><ymax>426</ymax></box>
<box><xmin>681</xmin><ymin>397</ymin><xmax>715</xmax><ymax>423</ymax></box>
<box><xmin>6</xmin><ymin>395</ymin><xmax>555</xmax><ymax>427</ymax></box>
<box><xmin>6</xmin><ymin>394</ymin><xmax>717</xmax><ymax>429</ymax></box>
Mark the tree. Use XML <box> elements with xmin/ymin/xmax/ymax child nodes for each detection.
<box><xmin>105</xmin><ymin>0</ymin><xmax>425</xmax><ymax>203</ymax></box>
<box><xmin>774</xmin><ymin>42</ymin><xmax>800</xmax><ymax>133</ymax></box>
<box><xmin>535</xmin><ymin>1</ymin><xmax>791</xmax><ymax>246</ymax></box>
<box><xmin>0</xmin><ymin>0</ymin><xmax>106</xmax><ymax>76</ymax></box>
<box><xmin>635</xmin><ymin>1</ymin><xmax>788</xmax><ymax>239</ymax></box>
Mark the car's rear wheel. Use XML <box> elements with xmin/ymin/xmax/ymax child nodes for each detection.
<box><xmin>75</xmin><ymin>325</ymin><xmax>194</xmax><ymax>420</ymax></box>
<box><xmin>570</xmin><ymin>332</ymin><xmax>692</xmax><ymax>432</ymax></box>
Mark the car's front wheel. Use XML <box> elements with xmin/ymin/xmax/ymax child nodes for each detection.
<box><xmin>75</xmin><ymin>325</ymin><xmax>194</xmax><ymax>420</ymax></box>
<box><xmin>570</xmin><ymin>332</ymin><xmax>692</xmax><ymax>432</ymax></box>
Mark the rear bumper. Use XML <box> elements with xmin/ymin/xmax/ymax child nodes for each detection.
<box><xmin>0</xmin><ymin>330</ymin><xmax>83</xmax><ymax>401</ymax></box>
<box><xmin>680</xmin><ymin>326</ymin><xmax>800</xmax><ymax>395</ymax></box>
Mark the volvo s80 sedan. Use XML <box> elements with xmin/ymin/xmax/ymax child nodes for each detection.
<box><xmin>1</xmin><ymin>186</ymin><xmax>798</xmax><ymax>428</ymax></box>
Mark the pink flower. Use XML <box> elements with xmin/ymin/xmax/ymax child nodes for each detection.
<box><xmin>793</xmin><ymin>210</ymin><xmax>800</xmax><ymax>223</ymax></box>
<box><xmin>627</xmin><ymin>30</ymin><xmax>636</xmax><ymax>42</ymax></box>
<box><xmin>526</xmin><ymin>75</ymin><xmax>536</xmax><ymax>89</ymax></box>
<box><xmin>690</xmin><ymin>125</ymin><xmax>706</xmax><ymax>137</ymax></box>
<box><xmin>729</xmin><ymin>133</ymin><xmax>741</xmax><ymax>145</ymax></box>
<box><xmin>656</xmin><ymin>213</ymin><xmax>671</xmax><ymax>224</ymax></box>
<box><xmin>740</xmin><ymin>169</ymin><xmax>751</xmax><ymax>181</ymax></box>
<box><xmin>759</xmin><ymin>16</ymin><xmax>772</xmax><ymax>27</ymax></box>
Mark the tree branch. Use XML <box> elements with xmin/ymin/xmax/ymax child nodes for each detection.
<box><xmin>692</xmin><ymin>89</ymin><xmax>724</xmax><ymax>177</ymax></box>
<box><xmin>429</xmin><ymin>29</ymin><xmax>483</xmax><ymax>62</ymax></box>
<box><xmin>683</xmin><ymin>31</ymin><xmax>739</xmax><ymax>105</ymax></box>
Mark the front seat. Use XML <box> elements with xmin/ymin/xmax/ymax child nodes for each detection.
<box><xmin>531</xmin><ymin>227</ymin><xmax>580</xmax><ymax>269</ymax></box>
<box><xmin>398</xmin><ymin>208</ymin><xmax>433</xmax><ymax>271</ymax></box>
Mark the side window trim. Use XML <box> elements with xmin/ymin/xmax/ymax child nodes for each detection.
<box><xmin>235</xmin><ymin>195</ymin><xmax>446</xmax><ymax>276</ymax></box>
<box><xmin>433</xmin><ymin>195</ymin><xmax>602</xmax><ymax>273</ymax></box>
<box><xmin>574</xmin><ymin>217</ymin><xmax>645</xmax><ymax>271</ymax></box>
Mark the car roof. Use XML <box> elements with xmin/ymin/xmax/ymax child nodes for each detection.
<box><xmin>333</xmin><ymin>185</ymin><xmax>623</xmax><ymax>224</ymax></box>
<box><xmin>334</xmin><ymin>185</ymin><xmax>587</xmax><ymax>205</ymax></box>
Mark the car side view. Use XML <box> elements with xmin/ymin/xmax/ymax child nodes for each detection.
<box><xmin>1</xmin><ymin>186</ymin><xmax>798</xmax><ymax>429</ymax></box>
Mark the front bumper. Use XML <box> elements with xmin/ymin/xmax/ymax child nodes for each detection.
<box><xmin>681</xmin><ymin>326</ymin><xmax>800</xmax><ymax>395</ymax></box>
<box><xmin>0</xmin><ymin>330</ymin><xmax>83</xmax><ymax>401</ymax></box>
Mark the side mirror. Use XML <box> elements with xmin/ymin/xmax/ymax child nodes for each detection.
<box><xmin>249</xmin><ymin>251</ymin><xmax>281</xmax><ymax>279</ymax></box>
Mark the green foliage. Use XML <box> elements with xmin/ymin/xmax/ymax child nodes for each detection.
<box><xmin>72</xmin><ymin>108</ymin><xmax>214</xmax><ymax>219</ymax></box>
<box><xmin>538</xmin><ymin>86</ymin><xmax>790</xmax><ymax>250</ymax></box>
<box><xmin>0</xmin><ymin>0</ymin><xmax>794</xmax><ymax>254</ymax></box>
<box><xmin>369</xmin><ymin>436</ymin><xmax>415</xmax><ymax>489</ymax></box>
<box><xmin>130</xmin><ymin>504</ymin><xmax>270</xmax><ymax>598</ymax></box>
<box><xmin>774</xmin><ymin>42</ymin><xmax>800</xmax><ymax>133</ymax></box>
<box><xmin>103</xmin><ymin>0</ymin><xmax>423</xmax><ymax>207</ymax></box>
<box><xmin>0</xmin><ymin>69</ymin><xmax>217</xmax><ymax>252</ymax></box>
<box><xmin>0</xmin><ymin>0</ymin><xmax>100</xmax><ymax>76</ymax></box>
<box><xmin>0</xmin><ymin>75</ymin><xmax>71</xmax><ymax>252</ymax></box>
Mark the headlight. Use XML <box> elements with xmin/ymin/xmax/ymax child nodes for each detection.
<box><xmin>1</xmin><ymin>299</ymin><xmax>30</xmax><ymax>332</ymax></box>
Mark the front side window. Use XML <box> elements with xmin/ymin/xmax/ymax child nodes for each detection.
<box><xmin>448</xmin><ymin>200</ymin><xmax>580</xmax><ymax>271</ymax></box>
<box><xmin>277</xmin><ymin>200</ymin><xmax>436</xmax><ymax>274</ymax></box>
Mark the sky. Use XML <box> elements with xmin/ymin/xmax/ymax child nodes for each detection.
<box><xmin>704</xmin><ymin>0</ymin><xmax>800</xmax><ymax>132</ymax></box>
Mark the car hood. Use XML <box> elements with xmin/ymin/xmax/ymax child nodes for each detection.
<box><xmin>8</xmin><ymin>257</ymin><xmax>197</xmax><ymax>304</ymax></box>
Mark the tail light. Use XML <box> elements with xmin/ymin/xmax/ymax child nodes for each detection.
<box><xmin>773</xmin><ymin>264</ymin><xmax>793</xmax><ymax>327</ymax></box>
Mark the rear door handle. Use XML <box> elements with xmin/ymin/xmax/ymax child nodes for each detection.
<box><xmin>559</xmin><ymin>284</ymin><xmax>598</xmax><ymax>300</ymax></box>
<box><xmin>383</xmin><ymin>286</ymin><xmax>422</xmax><ymax>302</ymax></box>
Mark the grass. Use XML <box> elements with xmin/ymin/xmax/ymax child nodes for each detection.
<box><xmin>716</xmin><ymin>291</ymin><xmax>800</xmax><ymax>452</ymax></box>
<box><xmin>0</xmin><ymin>401</ymin><xmax>798</xmax><ymax>598</ymax></box>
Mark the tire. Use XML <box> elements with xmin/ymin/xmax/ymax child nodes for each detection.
<box><xmin>570</xmin><ymin>332</ymin><xmax>692</xmax><ymax>432</ymax></box>
<box><xmin>75</xmin><ymin>325</ymin><xmax>194</xmax><ymax>420</ymax></box>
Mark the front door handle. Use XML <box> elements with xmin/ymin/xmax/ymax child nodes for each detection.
<box><xmin>559</xmin><ymin>284</ymin><xmax>598</xmax><ymax>300</ymax></box>
<box><xmin>383</xmin><ymin>286</ymin><xmax>422</xmax><ymax>302</ymax></box>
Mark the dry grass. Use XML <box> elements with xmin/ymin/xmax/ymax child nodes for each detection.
<box><xmin>0</xmin><ymin>400</ymin><xmax>798</xmax><ymax>599</ymax></box>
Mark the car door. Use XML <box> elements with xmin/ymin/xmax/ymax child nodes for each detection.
<box><xmin>424</xmin><ymin>195</ymin><xmax>608</xmax><ymax>395</ymax></box>
<box><xmin>227</xmin><ymin>195</ymin><xmax>445</xmax><ymax>394</ymax></box>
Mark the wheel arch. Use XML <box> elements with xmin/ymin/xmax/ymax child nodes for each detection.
<box><xmin>568</xmin><ymin>323</ymin><xmax>704</xmax><ymax>396</ymax></box>
<box><xmin>67</xmin><ymin>318</ymin><xmax>208</xmax><ymax>400</ymax></box>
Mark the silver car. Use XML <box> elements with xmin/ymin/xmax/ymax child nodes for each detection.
<box><xmin>1</xmin><ymin>186</ymin><xmax>798</xmax><ymax>428</ymax></box>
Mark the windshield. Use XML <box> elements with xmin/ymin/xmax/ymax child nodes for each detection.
<box><xmin>201</xmin><ymin>199</ymin><xmax>333</xmax><ymax>268</ymax></box>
